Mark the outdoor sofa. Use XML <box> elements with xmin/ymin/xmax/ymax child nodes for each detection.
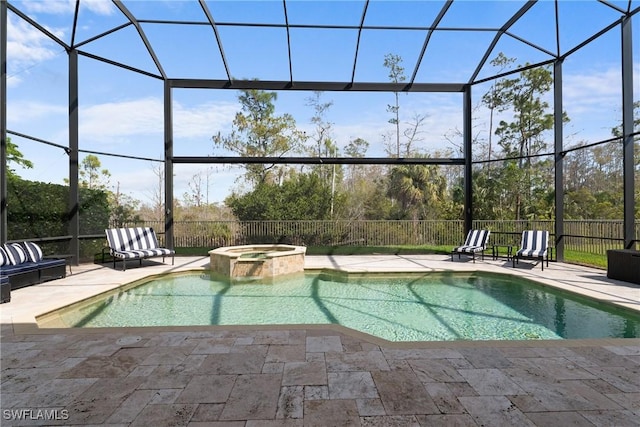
<box><xmin>0</xmin><ymin>242</ymin><xmax>67</xmax><ymax>295</ymax></box>
<box><xmin>104</xmin><ymin>227</ymin><xmax>175</xmax><ymax>271</ymax></box>
<box><xmin>1</xmin><ymin>275</ymin><xmax>9</xmax><ymax>303</ymax></box>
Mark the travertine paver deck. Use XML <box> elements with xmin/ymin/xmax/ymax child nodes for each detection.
<box><xmin>1</xmin><ymin>255</ymin><xmax>639</xmax><ymax>426</ymax></box>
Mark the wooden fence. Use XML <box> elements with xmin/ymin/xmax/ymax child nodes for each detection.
<box><xmin>137</xmin><ymin>219</ymin><xmax>639</xmax><ymax>256</ymax></box>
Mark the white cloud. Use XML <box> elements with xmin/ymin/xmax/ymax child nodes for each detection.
<box><xmin>7</xmin><ymin>100</ymin><xmax>67</xmax><ymax>124</ymax></box>
<box><xmin>22</xmin><ymin>0</ymin><xmax>114</xmax><ymax>15</ymax></box>
<box><xmin>78</xmin><ymin>97</ymin><xmax>236</xmax><ymax>144</ymax></box>
<box><xmin>174</xmin><ymin>102</ymin><xmax>237</xmax><ymax>139</ymax></box>
<box><xmin>560</xmin><ymin>63</ymin><xmax>640</xmax><ymax>141</ymax></box>
<box><xmin>6</xmin><ymin>74</ymin><xmax>24</xmax><ymax>88</ymax></box>
<box><xmin>7</xmin><ymin>0</ymin><xmax>116</xmax><ymax>84</ymax></box>
<box><xmin>78</xmin><ymin>98</ymin><xmax>164</xmax><ymax>142</ymax></box>
<box><xmin>563</xmin><ymin>66</ymin><xmax>621</xmax><ymax>115</ymax></box>
<box><xmin>7</xmin><ymin>14</ymin><xmax>65</xmax><ymax>73</ymax></box>
<box><xmin>82</xmin><ymin>0</ymin><xmax>116</xmax><ymax>15</ymax></box>
<box><xmin>21</xmin><ymin>0</ymin><xmax>76</xmax><ymax>15</ymax></box>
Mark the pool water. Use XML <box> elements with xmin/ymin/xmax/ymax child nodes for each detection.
<box><xmin>59</xmin><ymin>272</ymin><xmax>640</xmax><ymax>342</ymax></box>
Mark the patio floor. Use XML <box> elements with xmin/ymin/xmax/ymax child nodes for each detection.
<box><xmin>1</xmin><ymin>255</ymin><xmax>639</xmax><ymax>426</ymax></box>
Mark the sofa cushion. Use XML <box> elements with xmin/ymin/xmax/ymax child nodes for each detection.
<box><xmin>3</xmin><ymin>243</ymin><xmax>27</xmax><ymax>265</ymax></box>
<box><xmin>0</xmin><ymin>247</ymin><xmax>7</xmax><ymax>266</ymax></box>
<box><xmin>37</xmin><ymin>258</ymin><xmax>66</xmax><ymax>269</ymax></box>
<box><xmin>1</xmin><ymin>261</ymin><xmax>40</xmax><ymax>275</ymax></box>
<box><xmin>22</xmin><ymin>241</ymin><xmax>43</xmax><ymax>262</ymax></box>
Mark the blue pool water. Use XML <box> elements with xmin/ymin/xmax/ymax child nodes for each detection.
<box><xmin>60</xmin><ymin>272</ymin><xmax>640</xmax><ymax>341</ymax></box>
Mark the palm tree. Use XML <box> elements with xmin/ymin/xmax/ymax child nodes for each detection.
<box><xmin>387</xmin><ymin>165</ymin><xmax>430</xmax><ymax>221</ymax></box>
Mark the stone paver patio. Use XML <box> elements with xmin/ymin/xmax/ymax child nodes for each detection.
<box><xmin>1</xmin><ymin>255</ymin><xmax>639</xmax><ymax>426</ymax></box>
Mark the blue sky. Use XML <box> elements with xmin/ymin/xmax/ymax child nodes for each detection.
<box><xmin>5</xmin><ymin>0</ymin><xmax>640</xmax><ymax>205</ymax></box>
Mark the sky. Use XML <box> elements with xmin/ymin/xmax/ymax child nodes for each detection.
<box><xmin>5</xmin><ymin>0</ymin><xmax>640</xmax><ymax>206</ymax></box>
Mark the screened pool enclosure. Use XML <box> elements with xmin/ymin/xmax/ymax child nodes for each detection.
<box><xmin>1</xmin><ymin>0</ymin><xmax>638</xmax><ymax>265</ymax></box>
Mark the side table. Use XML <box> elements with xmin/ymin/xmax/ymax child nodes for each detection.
<box><xmin>43</xmin><ymin>254</ymin><xmax>73</xmax><ymax>274</ymax></box>
<box><xmin>492</xmin><ymin>245</ymin><xmax>513</xmax><ymax>261</ymax></box>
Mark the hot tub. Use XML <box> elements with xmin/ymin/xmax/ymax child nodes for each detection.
<box><xmin>209</xmin><ymin>244</ymin><xmax>306</xmax><ymax>282</ymax></box>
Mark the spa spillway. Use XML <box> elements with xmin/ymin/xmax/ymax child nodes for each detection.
<box><xmin>209</xmin><ymin>244</ymin><xmax>306</xmax><ymax>281</ymax></box>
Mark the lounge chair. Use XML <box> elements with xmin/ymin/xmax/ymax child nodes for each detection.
<box><xmin>104</xmin><ymin>227</ymin><xmax>174</xmax><ymax>271</ymax></box>
<box><xmin>451</xmin><ymin>229</ymin><xmax>490</xmax><ymax>263</ymax></box>
<box><xmin>512</xmin><ymin>230</ymin><xmax>550</xmax><ymax>270</ymax></box>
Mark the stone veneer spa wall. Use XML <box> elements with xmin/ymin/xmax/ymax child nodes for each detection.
<box><xmin>209</xmin><ymin>244</ymin><xmax>306</xmax><ymax>281</ymax></box>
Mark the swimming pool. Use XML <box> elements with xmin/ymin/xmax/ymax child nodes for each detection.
<box><xmin>46</xmin><ymin>271</ymin><xmax>640</xmax><ymax>342</ymax></box>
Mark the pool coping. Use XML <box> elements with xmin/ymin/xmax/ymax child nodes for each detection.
<box><xmin>3</xmin><ymin>255</ymin><xmax>639</xmax><ymax>348</ymax></box>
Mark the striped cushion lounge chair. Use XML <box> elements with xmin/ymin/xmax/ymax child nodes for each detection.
<box><xmin>451</xmin><ymin>229</ymin><xmax>490</xmax><ymax>263</ymax></box>
<box><xmin>512</xmin><ymin>230</ymin><xmax>550</xmax><ymax>271</ymax></box>
<box><xmin>104</xmin><ymin>227</ymin><xmax>174</xmax><ymax>271</ymax></box>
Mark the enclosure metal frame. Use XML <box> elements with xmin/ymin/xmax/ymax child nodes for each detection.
<box><xmin>1</xmin><ymin>0</ymin><xmax>7</xmax><ymax>244</ymax></box>
<box><xmin>1</xmin><ymin>0</ymin><xmax>638</xmax><ymax>264</ymax></box>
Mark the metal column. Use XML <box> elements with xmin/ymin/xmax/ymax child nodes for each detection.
<box><xmin>1</xmin><ymin>0</ymin><xmax>7</xmax><ymax>244</ymax></box>
<box><xmin>554</xmin><ymin>59</ymin><xmax>564</xmax><ymax>261</ymax></box>
<box><xmin>68</xmin><ymin>50</ymin><xmax>79</xmax><ymax>264</ymax></box>
<box><xmin>463</xmin><ymin>85</ymin><xmax>473</xmax><ymax>233</ymax></box>
<box><xmin>621</xmin><ymin>16</ymin><xmax>635</xmax><ymax>250</ymax></box>
<box><xmin>164</xmin><ymin>81</ymin><xmax>174</xmax><ymax>249</ymax></box>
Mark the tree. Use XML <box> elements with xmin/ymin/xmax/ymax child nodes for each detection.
<box><xmin>212</xmin><ymin>89</ymin><xmax>307</xmax><ymax>186</ymax></box>
<box><xmin>383</xmin><ymin>53</ymin><xmax>406</xmax><ymax>158</ymax></box>
<box><xmin>79</xmin><ymin>154</ymin><xmax>111</xmax><ymax>190</ymax></box>
<box><xmin>183</xmin><ymin>171</ymin><xmax>205</xmax><ymax>208</ymax></box>
<box><xmin>401</xmin><ymin>113</ymin><xmax>428</xmax><ymax>157</ymax></box>
<box><xmin>343</xmin><ymin>137</ymin><xmax>369</xmax><ymax>190</ymax></box>
<box><xmin>109</xmin><ymin>182</ymin><xmax>142</xmax><ymax>227</ymax></box>
<box><xmin>388</xmin><ymin>165</ymin><xmax>425</xmax><ymax>220</ymax></box>
<box><xmin>305</xmin><ymin>91</ymin><xmax>334</xmax><ymax>158</ymax></box>
<box><xmin>5</xmin><ymin>136</ymin><xmax>34</xmax><ymax>178</ymax></box>
<box><xmin>340</xmin><ymin>138</ymin><xmax>391</xmax><ymax>220</ymax></box>
<box><xmin>386</xmin><ymin>161</ymin><xmax>448</xmax><ymax>221</ymax></box>
<box><xmin>481</xmin><ymin>53</ymin><xmax>516</xmax><ymax>167</ymax></box>
<box><xmin>69</xmin><ymin>154</ymin><xmax>144</xmax><ymax>227</ymax></box>
<box><xmin>226</xmin><ymin>172</ymin><xmax>334</xmax><ymax>221</ymax></box>
<box><xmin>145</xmin><ymin>162</ymin><xmax>165</xmax><ymax>222</ymax></box>
<box><xmin>304</xmin><ymin>91</ymin><xmax>341</xmax><ymax>217</ymax></box>
<box><xmin>486</xmin><ymin>57</ymin><xmax>561</xmax><ymax>220</ymax></box>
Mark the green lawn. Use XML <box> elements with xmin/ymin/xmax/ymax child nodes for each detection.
<box><xmin>563</xmin><ymin>250</ymin><xmax>607</xmax><ymax>269</ymax></box>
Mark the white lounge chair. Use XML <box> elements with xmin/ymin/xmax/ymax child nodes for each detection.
<box><xmin>451</xmin><ymin>229</ymin><xmax>490</xmax><ymax>263</ymax></box>
<box><xmin>104</xmin><ymin>227</ymin><xmax>174</xmax><ymax>271</ymax></box>
<box><xmin>512</xmin><ymin>230</ymin><xmax>550</xmax><ymax>270</ymax></box>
